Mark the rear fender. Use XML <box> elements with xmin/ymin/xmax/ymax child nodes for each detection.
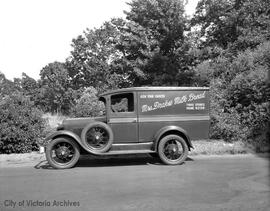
<box><xmin>154</xmin><ymin>126</ymin><xmax>193</xmax><ymax>151</ymax></box>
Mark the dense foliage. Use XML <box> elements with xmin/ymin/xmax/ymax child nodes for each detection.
<box><xmin>0</xmin><ymin>0</ymin><xmax>269</xmax><ymax>153</ymax></box>
<box><xmin>0</xmin><ymin>92</ymin><xmax>46</xmax><ymax>153</ymax></box>
<box><xmin>192</xmin><ymin>0</ymin><xmax>270</xmax><ymax>51</ymax></box>
<box><xmin>201</xmin><ymin>43</ymin><xmax>270</xmax><ymax>151</ymax></box>
<box><xmin>70</xmin><ymin>87</ymin><xmax>105</xmax><ymax>117</ymax></box>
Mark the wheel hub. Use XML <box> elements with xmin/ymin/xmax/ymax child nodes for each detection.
<box><xmin>93</xmin><ymin>133</ymin><xmax>103</xmax><ymax>144</ymax></box>
<box><xmin>167</xmin><ymin>144</ymin><xmax>178</xmax><ymax>153</ymax></box>
<box><xmin>163</xmin><ymin>140</ymin><xmax>183</xmax><ymax>160</ymax></box>
<box><xmin>86</xmin><ymin>127</ymin><xmax>109</xmax><ymax>149</ymax></box>
<box><xmin>56</xmin><ymin>146</ymin><xmax>70</xmax><ymax>158</ymax></box>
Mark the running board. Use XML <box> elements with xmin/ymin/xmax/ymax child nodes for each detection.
<box><xmin>110</xmin><ymin>142</ymin><xmax>153</xmax><ymax>151</ymax></box>
<box><xmin>99</xmin><ymin>149</ymin><xmax>155</xmax><ymax>155</ymax></box>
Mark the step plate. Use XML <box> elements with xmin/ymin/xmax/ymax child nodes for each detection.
<box><xmin>100</xmin><ymin>149</ymin><xmax>155</xmax><ymax>155</ymax></box>
<box><xmin>110</xmin><ymin>142</ymin><xmax>153</xmax><ymax>151</ymax></box>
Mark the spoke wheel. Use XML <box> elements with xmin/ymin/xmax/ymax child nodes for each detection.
<box><xmin>158</xmin><ymin>135</ymin><xmax>188</xmax><ymax>165</ymax></box>
<box><xmin>46</xmin><ymin>137</ymin><xmax>80</xmax><ymax>169</ymax></box>
<box><xmin>86</xmin><ymin>127</ymin><xmax>110</xmax><ymax>149</ymax></box>
<box><xmin>81</xmin><ymin>122</ymin><xmax>113</xmax><ymax>153</ymax></box>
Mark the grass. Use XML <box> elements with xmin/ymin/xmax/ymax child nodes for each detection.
<box><xmin>42</xmin><ymin>113</ymin><xmax>67</xmax><ymax>130</ymax></box>
<box><xmin>0</xmin><ymin>152</ymin><xmax>45</xmax><ymax>167</ymax></box>
<box><xmin>190</xmin><ymin>140</ymin><xmax>248</xmax><ymax>155</ymax></box>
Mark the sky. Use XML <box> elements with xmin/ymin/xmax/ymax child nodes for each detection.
<box><xmin>0</xmin><ymin>0</ymin><xmax>198</xmax><ymax>81</ymax></box>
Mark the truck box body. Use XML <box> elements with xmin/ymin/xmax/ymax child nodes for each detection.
<box><xmin>137</xmin><ymin>87</ymin><xmax>210</xmax><ymax>142</ymax></box>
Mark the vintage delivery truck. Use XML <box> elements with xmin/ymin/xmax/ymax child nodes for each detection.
<box><xmin>45</xmin><ymin>87</ymin><xmax>210</xmax><ymax>169</ymax></box>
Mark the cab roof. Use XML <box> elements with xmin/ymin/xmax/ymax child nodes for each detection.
<box><xmin>99</xmin><ymin>86</ymin><xmax>209</xmax><ymax>97</ymax></box>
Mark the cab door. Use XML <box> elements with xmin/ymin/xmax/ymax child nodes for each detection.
<box><xmin>108</xmin><ymin>92</ymin><xmax>138</xmax><ymax>143</ymax></box>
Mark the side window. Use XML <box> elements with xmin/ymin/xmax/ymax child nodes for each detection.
<box><xmin>111</xmin><ymin>93</ymin><xmax>134</xmax><ymax>113</ymax></box>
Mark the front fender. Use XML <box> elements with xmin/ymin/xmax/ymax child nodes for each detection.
<box><xmin>44</xmin><ymin>130</ymin><xmax>106</xmax><ymax>155</ymax></box>
<box><xmin>154</xmin><ymin>125</ymin><xmax>193</xmax><ymax>150</ymax></box>
<box><xmin>44</xmin><ymin>130</ymin><xmax>92</xmax><ymax>152</ymax></box>
<box><xmin>45</xmin><ymin>130</ymin><xmax>81</xmax><ymax>143</ymax></box>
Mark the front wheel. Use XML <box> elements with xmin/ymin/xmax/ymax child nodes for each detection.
<box><xmin>158</xmin><ymin>135</ymin><xmax>188</xmax><ymax>165</ymax></box>
<box><xmin>46</xmin><ymin>137</ymin><xmax>80</xmax><ymax>169</ymax></box>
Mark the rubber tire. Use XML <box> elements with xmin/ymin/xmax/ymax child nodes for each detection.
<box><xmin>46</xmin><ymin>137</ymin><xmax>80</xmax><ymax>169</ymax></box>
<box><xmin>158</xmin><ymin>135</ymin><xmax>188</xmax><ymax>165</ymax></box>
<box><xmin>81</xmin><ymin>122</ymin><xmax>113</xmax><ymax>153</ymax></box>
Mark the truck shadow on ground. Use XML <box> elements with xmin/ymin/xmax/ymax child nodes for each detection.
<box><xmin>34</xmin><ymin>156</ymin><xmax>194</xmax><ymax>170</ymax></box>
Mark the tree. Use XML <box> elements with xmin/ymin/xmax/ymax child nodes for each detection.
<box><xmin>21</xmin><ymin>73</ymin><xmax>38</xmax><ymax>93</ymax></box>
<box><xmin>67</xmin><ymin>0</ymin><xmax>195</xmax><ymax>88</ymax></box>
<box><xmin>39</xmin><ymin>62</ymin><xmax>75</xmax><ymax>114</ymax></box>
<box><xmin>67</xmin><ymin>20</ymin><xmax>129</xmax><ymax>91</ymax></box>
<box><xmin>19</xmin><ymin>73</ymin><xmax>40</xmax><ymax>103</ymax></box>
<box><xmin>0</xmin><ymin>72</ymin><xmax>20</xmax><ymax>97</ymax></box>
<box><xmin>192</xmin><ymin>0</ymin><xmax>270</xmax><ymax>51</ymax></box>
<box><xmin>114</xmin><ymin>0</ymin><xmax>193</xmax><ymax>86</ymax></box>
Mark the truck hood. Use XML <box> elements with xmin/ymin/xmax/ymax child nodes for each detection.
<box><xmin>60</xmin><ymin>116</ymin><xmax>106</xmax><ymax>130</ymax></box>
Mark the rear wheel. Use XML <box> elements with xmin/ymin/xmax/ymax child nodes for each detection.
<box><xmin>46</xmin><ymin>137</ymin><xmax>80</xmax><ymax>169</ymax></box>
<box><xmin>158</xmin><ymin>135</ymin><xmax>188</xmax><ymax>165</ymax></box>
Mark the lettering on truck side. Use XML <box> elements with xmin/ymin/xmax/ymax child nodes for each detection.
<box><xmin>141</xmin><ymin>91</ymin><xmax>206</xmax><ymax>113</ymax></box>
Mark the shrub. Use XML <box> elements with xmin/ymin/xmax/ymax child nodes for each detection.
<box><xmin>206</xmin><ymin>42</ymin><xmax>270</xmax><ymax>152</ymax></box>
<box><xmin>226</xmin><ymin>68</ymin><xmax>270</xmax><ymax>151</ymax></box>
<box><xmin>70</xmin><ymin>87</ymin><xmax>105</xmax><ymax>117</ymax></box>
<box><xmin>0</xmin><ymin>92</ymin><xmax>46</xmax><ymax>154</ymax></box>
